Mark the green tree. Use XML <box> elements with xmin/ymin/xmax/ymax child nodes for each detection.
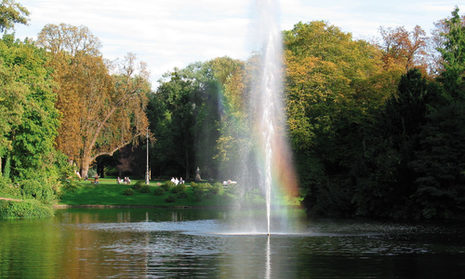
<box><xmin>437</xmin><ymin>7</ymin><xmax>465</xmax><ymax>98</ymax></box>
<box><xmin>409</xmin><ymin>8</ymin><xmax>465</xmax><ymax>219</ymax></box>
<box><xmin>0</xmin><ymin>34</ymin><xmax>62</xmax><ymax>201</ymax></box>
<box><xmin>147</xmin><ymin>57</ymin><xmax>246</xmax><ymax>180</ymax></box>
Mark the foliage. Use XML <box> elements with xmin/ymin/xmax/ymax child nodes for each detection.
<box><xmin>378</xmin><ymin>25</ymin><xmax>429</xmax><ymax>72</ymax></box>
<box><xmin>0</xmin><ymin>199</ymin><xmax>53</xmax><ymax>218</ymax></box>
<box><xmin>147</xmin><ymin>57</ymin><xmax>246</xmax><ymax>180</ymax></box>
<box><xmin>132</xmin><ymin>180</ymin><xmax>145</xmax><ymax>191</ymax></box>
<box><xmin>176</xmin><ymin>191</ymin><xmax>188</xmax><ymax>199</ymax></box>
<box><xmin>0</xmin><ymin>33</ymin><xmax>64</xmax><ymax>208</ymax></box>
<box><xmin>161</xmin><ymin>181</ymin><xmax>175</xmax><ymax>191</ymax></box>
<box><xmin>171</xmin><ymin>183</ymin><xmax>186</xmax><ymax>194</ymax></box>
<box><xmin>36</xmin><ymin>24</ymin><xmax>150</xmax><ymax>178</ymax></box>
<box><xmin>190</xmin><ymin>182</ymin><xmax>216</xmax><ymax>201</ymax></box>
<box><xmin>0</xmin><ymin>176</ymin><xmax>19</xmax><ymax>197</ymax></box>
<box><xmin>164</xmin><ymin>195</ymin><xmax>176</xmax><ymax>203</ymax></box>
<box><xmin>139</xmin><ymin>185</ymin><xmax>151</xmax><ymax>193</ymax></box>
<box><xmin>0</xmin><ymin>0</ymin><xmax>29</xmax><ymax>33</ymax></box>
<box><xmin>122</xmin><ymin>188</ymin><xmax>134</xmax><ymax>196</ymax></box>
<box><xmin>153</xmin><ymin>187</ymin><xmax>164</xmax><ymax>196</ymax></box>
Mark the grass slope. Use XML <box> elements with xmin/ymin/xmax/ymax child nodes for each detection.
<box><xmin>59</xmin><ymin>178</ymin><xmax>233</xmax><ymax>207</ymax></box>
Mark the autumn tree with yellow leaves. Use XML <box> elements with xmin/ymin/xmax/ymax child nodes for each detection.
<box><xmin>37</xmin><ymin>24</ymin><xmax>150</xmax><ymax>178</ymax></box>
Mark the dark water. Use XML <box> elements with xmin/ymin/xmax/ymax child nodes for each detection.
<box><xmin>1</xmin><ymin>208</ymin><xmax>465</xmax><ymax>278</ymax></box>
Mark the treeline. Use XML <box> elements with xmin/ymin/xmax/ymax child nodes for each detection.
<box><xmin>146</xmin><ymin>8</ymin><xmax>465</xmax><ymax>220</ymax></box>
<box><xmin>0</xmin><ymin>1</ymin><xmax>150</xmax><ymax>213</ymax></box>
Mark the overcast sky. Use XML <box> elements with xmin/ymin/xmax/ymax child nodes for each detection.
<box><xmin>13</xmin><ymin>0</ymin><xmax>464</xmax><ymax>86</ymax></box>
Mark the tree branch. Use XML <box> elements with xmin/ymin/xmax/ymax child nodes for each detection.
<box><xmin>90</xmin><ymin>131</ymin><xmax>143</xmax><ymax>162</ymax></box>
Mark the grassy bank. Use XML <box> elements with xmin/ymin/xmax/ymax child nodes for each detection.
<box><xmin>0</xmin><ymin>199</ymin><xmax>54</xmax><ymax>218</ymax></box>
<box><xmin>59</xmin><ymin>178</ymin><xmax>244</xmax><ymax>208</ymax></box>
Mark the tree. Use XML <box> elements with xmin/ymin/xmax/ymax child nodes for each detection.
<box><xmin>0</xmin><ymin>0</ymin><xmax>29</xmax><ymax>33</ymax></box>
<box><xmin>79</xmin><ymin>53</ymin><xmax>150</xmax><ymax>178</ymax></box>
<box><xmin>408</xmin><ymin>7</ymin><xmax>465</xmax><ymax>219</ymax></box>
<box><xmin>0</xmin><ymin>34</ymin><xmax>63</xmax><ymax>202</ymax></box>
<box><xmin>379</xmin><ymin>25</ymin><xmax>429</xmax><ymax>73</ymax></box>
<box><xmin>37</xmin><ymin>24</ymin><xmax>150</xmax><ymax>178</ymax></box>
<box><xmin>283</xmin><ymin>21</ymin><xmax>395</xmax><ymax>215</ymax></box>
<box><xmin>36</xmin><ymin>24</ymin><xmax>101</xmax><ymax>163</ymax></box>
<box><xmin>153</xmin><ymin>70</ymin><xmax>198</xmax><ymax>179</ymax></box>
<box><xmin>437</xmin><ymin>7</ymin><xmax>465</xmax><ymax>98</ymax></box>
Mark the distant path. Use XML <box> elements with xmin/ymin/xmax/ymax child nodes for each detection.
<box><xmin>0</xmin><ymin>197</ymin><xmax>23</xmax><ymax>202</ymax></box>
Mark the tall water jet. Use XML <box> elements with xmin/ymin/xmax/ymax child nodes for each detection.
<box><xmin>255</xmin><ymin>0</ymin><xmax>286</xmax><ymax>235</ymax></box>
<box><xmin>227</xmin><ymin>0</ymin><xmax>299</xmax><ymax>234</ymax></box>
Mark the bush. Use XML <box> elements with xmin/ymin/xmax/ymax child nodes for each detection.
<box><xmin>191</xmin><ymin>182</ymin><xmax>214</xmax><ymax>201</ymax></box>
<box><xmin>176</xmin><ymin>191</ymin><xmax>188</xmax><ymax>199</ymax></box>
<box><xmin>165</xmin><ymin>195</ymin><xmax>176</xmax><ymax>203</ymax></box>
<box><xmin>19</xmin><ymin>179</ymin><xmax>55</xmax><ymax>204</ymax></box>
<box><xmin>61</xmin><ymin>178</ymin><xmax>80</xmax><ymax>193</ymax></box>
<box><xmin>161</xmin><ymin>181</ymin><xmax>175</xmax><ymax>192</ymax></box>
<box><xmin>0</xmin><ymin>176</ymin><xmax>21</xmax><ymax>198</ymax></box>
<box><xmin>210</xmin><ymin>183</ymin><xmax>222</xmax><ymax>195</ymax></box>
<box><xmin>153</xmin><ymin>187</ymin><xmax>165</xmax><ymax>196</ymax></box>
<box><xmin>0</xmin><ymin>200</ymin><xmax>54</xmax><ymax>218</ymax></box>
<box><xmin>132</xmin><ymin>180</ymin><xmax>145</xmax><ymax>191</ymax></box>
<box><xmin>140</xmin><ymin>185</ymin><xmax>151</xmax><ymax>193</ymax></box>
<box><xmin>123</xmin><ymin>188</ymin><xmax>134</xmax><ymax>196</ymax></box>
<box><xmin>171</xmin><ymin>183</ymin><xmax>186</xmax><ymax>194</ymax></box>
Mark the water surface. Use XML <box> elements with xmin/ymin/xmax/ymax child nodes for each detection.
<box><xmin>1</xmin><ymin>208</ymin><xmax>464</xmax><ymax>278</ymax></box>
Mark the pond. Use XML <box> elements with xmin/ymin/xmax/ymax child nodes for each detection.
<box><xmin>1</xmin><ymin>208</ymin><xmax>465</xmax><ymax>278</ymax></box>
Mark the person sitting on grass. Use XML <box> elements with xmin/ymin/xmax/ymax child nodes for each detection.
<box><xmin>117</xmin><ymin>177</ymin><xmax>123</xmax><ymax>184</ymax></box>
<box><xmin>94</xmin><ymin>174</ymin><xmax>99</xmax><ymax>184</ymax></box>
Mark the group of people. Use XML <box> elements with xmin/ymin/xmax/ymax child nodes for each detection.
<box><xmin>170</xmin><ymin>177</ymin><xmax>185</xmax><ymax>185</ymax></box>
<box><xmin>117</xmin><ymin>177</ymin><xmax>131</xmax><ymax>184</ymax></box>
<box><xmin>222</xmin><ymin>179</ymin><xmax>237</xmax><ymax>186</ymax></box>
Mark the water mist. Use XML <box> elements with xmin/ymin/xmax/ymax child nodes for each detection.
<box><xmin>227</xmin><ymin>0</ymin><xmax>299</xmax><ymax>235</ymax></box>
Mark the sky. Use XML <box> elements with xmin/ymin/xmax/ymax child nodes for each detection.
<box><xmin>13</xmin><ymin>0</ymin><xmax>464</xmax><ymax>86</ymax></box>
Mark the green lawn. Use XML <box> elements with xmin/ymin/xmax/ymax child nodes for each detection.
<box><xmin>59</xmin><ymin>178</ymin><xmax>234</xmax><ymax>207</ymax></box>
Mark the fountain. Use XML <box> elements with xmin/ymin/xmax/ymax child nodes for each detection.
<box><xmin>227</xmin><ymin>0</ymin><xmax>300</xmax><ymax>235</ymax></box>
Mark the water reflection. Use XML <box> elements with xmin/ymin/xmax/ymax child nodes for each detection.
<box><xmin>266</xmin><ymin>236</ymin><xmax>271</xmax><ymax>279</ymax></box>
<box><xmin>1</xmin><ymin>209</ymin><xmax>465</xmax><ymax>278</ymax></box>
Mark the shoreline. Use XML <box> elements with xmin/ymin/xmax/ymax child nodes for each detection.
<box><xmin>53</xmin><ymin>204</ymin><xmax>225</xmax><ymax>210</ymax></box>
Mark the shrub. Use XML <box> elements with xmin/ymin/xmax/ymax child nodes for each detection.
<box><xmin>165</xmin><ymin>195</ymin><xmax>176</xmax><ymax>203</ymax></box>
<box><xmin>123</xmin><ymin>188</ymin><xmax>134</xmax><ymax>196</ymax></box>
<box><xmin>140</xmin><ymin>185</ymin><xmax>151</xmax><ymax>193</ymax></box>
<box><xmin>176</xmin><ymin>191</ymin><xmax>188</xmax><ymax>199</ymax></box>
<box><xmin>191</xmin><ymin>182</ymin><xmax>214</xmax><ymax>201</ymax></box>
<box><xmin>61</xmin><ymin>178</ymin><xmax>80</xmax><ymax>193</ymax></box>
<box><xmin>0</xmin><ymin>200</ymin><xmax>54</xmax><ymax>218</ymax></box>
<box><xmin>19</xmin><ymin>179</ymin><xmax>55</xmax><ymax>204</ymax></box>
<box><xmin>171</xmin><ymin>183</ymin><xmax>186</xmax><ymax>194</ymax></box>
<box><xmin>161</xmin><ymin>181</ymin><xmax>175</xmax><ymax>192</ymax></box>
<box><xmin>0</xmin><ymin>176</ymin><xmax>21</xmax><ymax>198</ymax></box>
<box><xmin>153</xmin><ymin>187</ymin><xmax>165</xmax><ymax>196</ymax></box>
<box><xmin>210</xmin><ymin>183</ymin><xmax>222</xmax><ymax>195</ymax></box>
<box><xmin>132</xmin><ymin>180</ymin><xmax>145</xmax><ymax>191</ymax></box>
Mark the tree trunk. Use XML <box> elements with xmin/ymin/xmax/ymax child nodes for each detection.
<box><xmin>80</xmin><ymin>152</ymin><xmax>92</xmax><ymax>179</ymax></box>
<box><xmin>185</xmin><ymin>148</ymin><xmax>190</xmax><ymax>180</ymax></box>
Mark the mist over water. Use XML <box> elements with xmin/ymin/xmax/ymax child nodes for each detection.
<box><xmin>227</xmin><ymin>0</ymin><xmax>300</xmax><ymax>234</ymax></box>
